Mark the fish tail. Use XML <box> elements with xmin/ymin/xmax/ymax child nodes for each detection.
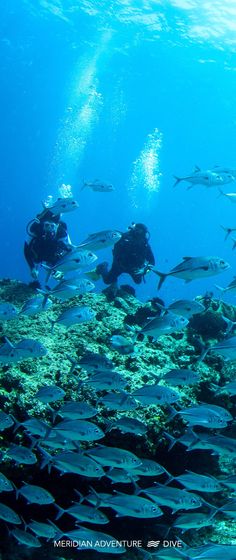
<box><xmin>54</xmin><ymin>504</ymin><xmax>65</xmax><ymax>521</ymax></box>
<box><xmin>220</xmin><ymin>225</ymin><xmax>232</xmax><ymax>240</ymax></box>
<box><xmin>217</xmin><ymin>187</ymin><xmax>225</xmax><ymax>198</ymax></box>
<box><xmin>231</xmin><ymin>237</ymin><xmax>236</xmax><ymax>250</ymax></box>
<box><xmin>173</xmin><ymin>175</ymin><xmax>181</xmax><ymax>187</ymax></box>
<box><xmin>80</xmin><ymin>179</ymin><xmax>87</xmax><ymax>191</ymax></box>
<box><xmin>152</xmin><ymin>269</ymin><xmax>167</xmax><ymax>290</ymax></box>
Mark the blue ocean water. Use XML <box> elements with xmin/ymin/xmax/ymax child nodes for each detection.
<box><xmin>1</xmin><ymin>0</ymin><xmax>236</xmax><ymax>304</ymax></box>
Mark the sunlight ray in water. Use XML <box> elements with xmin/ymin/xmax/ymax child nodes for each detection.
<box><xmin>47</xmin><ymin>29</ymin><xmax>113</xmax><ymax>188</ymax></box>
<box><xmin>128</xmin><ymin>128</ymin><xmax>163</xmax><ymax>210</ymax></box>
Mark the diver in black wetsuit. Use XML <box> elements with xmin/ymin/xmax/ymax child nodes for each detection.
<box><xmin>24</xmin><ymin>208</ymin><xmax>72</xmax><ymax>279</ymax></box>
<box><xmin>96</xmin><ymin>223</ymin><xmax>155</xmax><ymax>285</ymax></box>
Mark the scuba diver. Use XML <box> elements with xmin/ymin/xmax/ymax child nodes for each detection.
<box><xmin>24</xmin><ymin>207</ymin><xmax>72</xmax><ymax>280</ymax></box>
<box><xmin>96</xmin><ymin>222</ymin><xmax>155</xmax><ymax>285</ymax></box>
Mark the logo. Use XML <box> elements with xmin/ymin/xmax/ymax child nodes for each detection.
<box><xmin>147</xmin><ymin>541</ymin><xmax>161</xmax><ymax>548</ymax></box>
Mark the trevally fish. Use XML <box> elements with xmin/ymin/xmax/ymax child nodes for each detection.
<box><xmin>40</xmin><ymin>278</ymin><xmax>95</xmax><ymax>303</ymax></box>
<box><xmin>141</xmin><ymin>313</ymin><xmax>188</xmax><ymax>339</ymax></box>
<box><xmin>153</xmin><ymin>256</ymin><xmax>230</xmax><ymax>290</ymax></box>
<box><xmin>51</xmin><ymin>305</ymin><xmax>95</xmax><ymax>331</ymax></box>
<box><xmin>200</xmin><ymin>336</ymin><xmax>236</xmax><ymax>361</ymax></box>
<box><xmin>0</xmin><ymin>472</ymin><xmax>14</xmax><ymax>492</ymax></box>
<box><xmin>0</xmin><ymin>411</ymin><xmax>14</xmax><ymax>431</ymax></box>
<box><xmin>34</xmin><ymin>385</ymin><xmax>66</xmax><ymax>403</ymax></box>
<box><xmin>13</xmin><ymin>417</ymin><xmax>50</xmax><ymax>437</ymax></box>
<box><xmin>87</xmin><ymin>371</ymin><xmax>127</xmax><ymax>392</ymax></box>
<box><xmin>221</xmin><ymin>224</ymin><xmax>236</xmax><ymax>240</ymax></box>
<box><xmin>110</xmin><ymin>334</ymin><xmax>135</xmax><ymax>354</ymax></box>
<box><xmin>55</xmin><ymin>503</ymin><xmax>109</xmax><ymax>524</ymax></box>
<box><xmin>159</xmin><ymin>368</ymin><xmax>200</xmax><ymax>386</ymax></box>
<box><xmin>0</xmin><ymin>303</ymin><xmax>18</xmax><ymax>321</ymax></box>
<box><xmin>213</xmin><ymin>380</ymin><xmax>236</xmax><ymax>396</ymax></box>
<box><xmin>43</xmin><ymin>196</ymin><xmax>79</xmax><ymax>214</ymax></box>
<box><xmin>27</xmin><ymin>520</ymin><xmax>59</xmax><ymax>539</ymax></box>
<box><xmin>170</xmin><ymin>403</ymin><xmax>232</xmax><ymax>428</ymax></box>
<box><xmin>132</xmin><ymin>384</ymin><xmax>180</xmax><ymax>406</ymax></box>
<box><xmin>173</xmin><ymin>167</ymin><xmax>234</xmax><ymax>188</ymax></box>
<box><xmin>78</xmin><ymin>229</ymin><xmax>121</xmax><ymax>250</ymax></box>
<box><xmin>173</xmin><ymin>512</ymin><xmax>216</xmax><ymax>532</ymax></box>
<box><xmin>79</xmin><ymin>351</ymin><xmax>113</xmax><ymax>372</ymax></box>
<box><xmin>106</xmin><ymin>416</ymin><xmax>147</xmax><ymax>436</ymax></box>
<box><xmin>11</xmin><ymin>528</ymin><xmax>41</xmax><ymax>547</ymax></box>
<box><xmin>0</xmin><ymin>503</ymin><xmax>21</xmax><ymax>524</ymax></box>
<box><xmin>94</xmin><ymin>492</ymin><xmax>163</xmax><ymax>519</ymax></box>
<box><xmin>20</xmin><ymin>294</ymin><xmax>52</xmax><ymax>315</ymax></box>
<box><xmin>56</xmin><ymin>400</ymin><xmax>97</xmax><ymax>420</ymax></box>
<box><xmin>132</xmin><ymin>459</ymin><xmax>171</xmax><ymax>478</ymax></box>
<box><xmin>215</xmin><ymin>276</ymin><xmax>236</xmax><ymax>294</ymax></box>
<box><xmin>212</xmin><ymin>165</ymin><xmax>236</xmax><ymax>177</ymax></box>
<box><xmin>44</xmin><ymin>249</ymin><xmax>97</xmax><ymax>281</ymax></box>
<box><xmin>139</xmin><ymin>485</ymin><xmax>203</xmax><ymax>512</ymax></box>
<box><xmin>169</xmin><ymin>470</ymin><xmax>222</xmax><ymax>493</ymax></box>
<box><xmin>5</xmin><ymin>444</ymin><xmax>37</xmax><ymax>464</ymax></box>
<box><xmin>218</xmin><ymin>189</ymin><xmax>236</xmax><ymax>203</ymax></box>
<box><xmin>99</xmin><ymin>391</ymin><xmax>137</xmax><ymax>411</ymax></box>
<box><xmin>40</xmin><ymin>449</ymin><xmax>104</xmax><ymax>477</ymax></box>
<box><xmin>53</xmin><ymin>419</ymin><xmax>104</xmax><ymax>441</ymax></box>
<box><xmin>16</xmin><ymin>484</ymin><xmax>55</xmax><ymax>504</ymax></box>
<box><xmin>191</xmin><ymin>543</ymin><xmax>236</xmax><ymax>559</ymax></box>
<box><xmin>81</xmin><ymin>179</ymin><xmax>114</xmax><ymax>192</ymax></box>
<box><xmin>106</xmin><ymin>468</ymin><xmax>139</xmax><ymax>484</ymax></box>
<box><xmin>167</xmin><ymin>299</ymin><xmax>204</xmax><ymax>318</ymax></box>
<box><xmin>221</xmin><ymin>475</ymin><xmax>236</xmax><ymax>490</ymax></box>
<box><xmin>85</xmin><ymin>445</ymin><xmax>142</xmax><ymax>469</ymax></box>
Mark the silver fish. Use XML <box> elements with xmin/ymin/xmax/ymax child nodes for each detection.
<box><xmin>34</xmin><ymin>385</ymin><xmax>66</xmax><ymax>403</ymax></box>
<box><xmin>95</xmin><ymin>492</ymin><xmax>163</xmax><ymax>518</ymax></box>
<box><xmin>172</xmin><ymin>404</ymin><xmax>232</xmax><ymax>428</ymax></box>
<box><xmin>106</xmin><ymin>468</ymin><xmax>139</xmax><ymax>484</ymax></box>
<box><xmin>154</xmin><ymin>256</ymin><xmax>230</xmax><ymax>290</ymax></box>
<box><xmin>132</xmin><ymin>384</ymin><xmax>180</xmax><ymax>406</ymax></box>
<box><xmin>215</xmin><ymin>276</ymin><xmax>236</xmax><ymax>294</ymax></box>
<box><xmin>82</xmin><ymin>179</ymin><xmax>114</xmax><ymax>192</ymax></box>
<box><xmin>218</xmin><ymin>189</ymin><xmax>236</xmax><ymax>203</ymax></box>
<box><xmin>14</xmin><ymin>338</ymin><xmax>47</xmax><ymax>358</ymax></box>
<box><xmin>79</xmin><ymin>352</ymin><xmax>113</xmax><ymax>372</ymax></box>
<box><xmin>78</xmin><ymin>230</ymin><xmax>121</xmax><ymax>250</ymax></box>
<box><xmin>141</xmin><ymin>313</ymin><xmax>188</xmax><ymax>339</ymax></box>
<box><xmin>140</xmin><ymin>485</ymin><xmax>203</xmax><ymax>512</ymax></box>
<box><xmin>52</xmin><ymin>452</ymin><xmax>104</xmax><ymax>477</ymax></box>
<box><xmin>20</xmin><ymin>295</ymin><xmax>52</xmax><ymax>315</ymax></box>
<box><xmin>0</xmin><ymin>472</ymin><xmax>14</xmax><ymax>492</ymax></box>
<box><xmin>17</xmin><ymin>484</ymin><xmax>55</xmax><ymax>504</ymax></box>
<box><xmin>56</xmin><ymin>401</ymin><xmax>97</xmax><ymax>420</ymax></box>
<box><xmin>0</xmin><ymin>411</ymin><xmax>14</xmax><ymax>431</ymax></box>
<box><xmin>27</xmin><ymin>520</ymin><xmax>59</xmax><ymax>539</ymax></box>
<box><xmin>85</xmin><ymin>445</ymin><xmax>142</xmax><ymax>469</ymax></box>
<box><xmin>160</xmin><ymin>368</ymin><xmax>200</xmax><ymax>386</ymax></box>
<box><xmin>51</xmin><ymin>305</ymin><xmax>95</xmax><ymax>330</ymax></box>
<box><xmin>11</xmin><ymin>528</ymin><xmax>41</xmax><ymax>547</ymax></box>
<box><xmin>53</xmin><ymin>419</ymin><xmax>104</xmax><ymax>441</ymax></box>
<box><xmin>167</xmin><ymin>299</ymin><xmax>205</xmax><ymax>318</ymax></box>
<box><xmin>110</xmin><ymin>335</ymin><xmax>135</xmax><ymax>354</ymax></box>
<box><xmin>44</xmin><ymin>249</ymin><xmax>97</xmax><ymax>281</ymax></box>
<box><xmin>5</xmin><ymin>444</ymin><xmax>37</xmax><ymax>465</ymax></box>
<box><xmin>0</xmin><ymin>303</ymin><xmax>18</xmax><ymax>321</ymax></box>
<box><xmin>0</xmin><ymin>502</ymin><xmax>21</xmax><ymax>524</ymax></box>
<box><xmin>132</xmin><ymin>459</ymin><xmax>170</xmax><ymax>478</ymax></box>
<box><xmin>173</xmin><ymin>512</ymin><xmax>215</xmax><ymax>532</ymax></box>
<box><xmin>107</xmin><ymin>417</ymin><xmax>147</xmax><ymax>436</ymax></box>
<box><xmin>87</xmin><ymin>371</ymin><xmax>127</xmax><ymax>392</ymax></box>
<box><xmin>173</xmin><ymin>168</ymin><xmax>233</xmax><ymax>188</ymax></box>
<box><xmin>170</xmin><ymin>470</ymin><xmax>222</xmax><ymax>493</ymax></box>
<box><xmin>43</xmin><ymin>196</ymin><xmax>79</xmax><ymax>214</ymax></box>
<box><xmin>201</xmin><ymin>336</ymin><xmax>236</xmax><ymax>361</ymax></box>
<box><xmin>99</xmin><ymin>391</ymin><xmax>137</xmax><ymax>411</ymax></box>
<box><xmin>55</xmin><ymin>503</ymin><xmax>109</xmax><ymax>524</ymax></box>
